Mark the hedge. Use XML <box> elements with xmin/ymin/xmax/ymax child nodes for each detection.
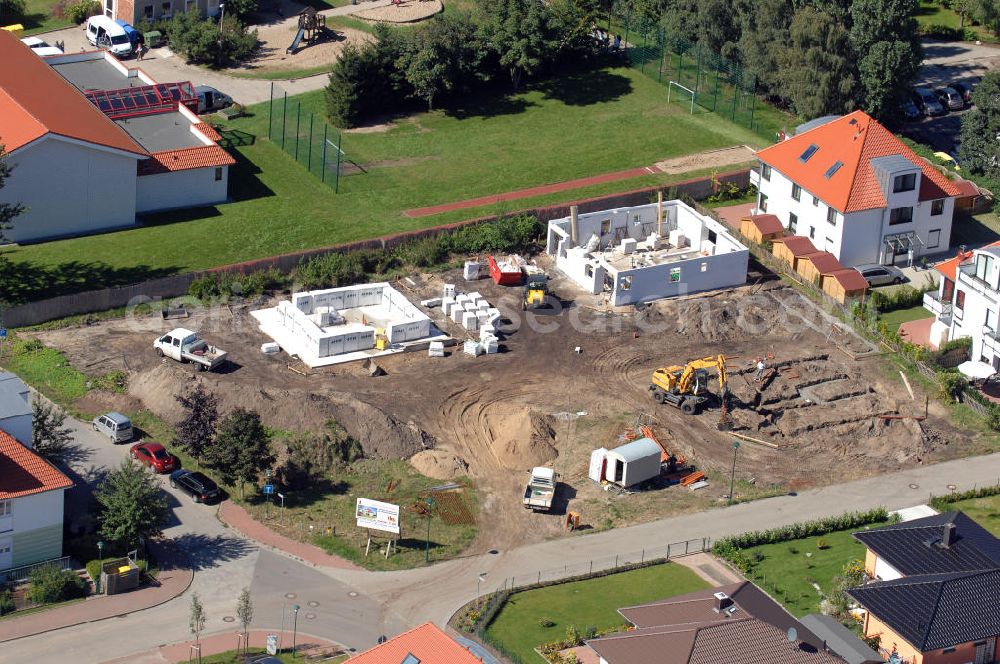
<box><xmin>929</xmin><ymin>484</ymin><xmax>1000</xmax><ymax>512</ymax></box>
<box><xmin>712</xmin><ymin>508</ymin><xmax>890</xmax><ymax>553</ymax></box>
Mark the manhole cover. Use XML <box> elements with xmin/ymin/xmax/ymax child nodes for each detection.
<box><xmin>307</xmin><ymin>601</ymin><xmax>319</xmax><ymax>607</ymax></box>
<box><xmin>909</xmin><ymin>483</ymin><xmax>919</xmax><ymax>489</ymax></box>
<box><xmin>488</xmin><ymin>549</ymin><xmax>499</xmax><ymax>555</ymax></box>
<box><xmin>947</xmin><ymin>484</ymin><xmax>957</xmax><ymax>491</ymax></box>
<box><xmin>347</xmin><ymin>591</ymin><xmax>358</xmax><ymax>598</ymax></box>
<box><xmin>222</xmin><ymin>616</ymin><xmax>235</xmax><ymax>623</ymax></box>
<box><xmin>305</xmin><ymin>612</ymin><xmax>317</xmax><ymax>620</ymax></box>
<box><xmin>285</xmin><ymin>593</ymin><xmax>297</xmax><ymax>599</ymax></box>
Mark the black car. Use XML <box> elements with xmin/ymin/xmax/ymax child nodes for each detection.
<box><xmin>952</xmin><ymin>81</ymin><xmax>976</xmax><ymax>105</ymax></box>
<box><xmin>169</xmin><ymin>469</ymin><xmax>221</xmax><ymax>504</ymax></box>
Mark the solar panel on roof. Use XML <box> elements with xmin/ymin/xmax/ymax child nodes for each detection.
<box><xmin>84</xmin><ymin>81</ymin><xmax>197</xmax><ymax>119</ymax></box>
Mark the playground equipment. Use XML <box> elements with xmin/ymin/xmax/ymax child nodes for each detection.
<box><xmin>286</xmin><ymin>7</ymin><xmax>327</xmax><ymax>54</ymax></box>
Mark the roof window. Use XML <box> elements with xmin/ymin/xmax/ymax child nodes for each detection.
<box><xmin>799</xmin><ymin>144</ymin><xmax>819</xmax><ymax>162</ymax></box>
<box><xmin>402</xmin><ymin>655</ymin><xmax>421</xmax><ymax>664</ymax></box>
<box><xmin>824</xmin><ymin>161</ymin><xmax>843</xmax><ymax>179</ymax></box>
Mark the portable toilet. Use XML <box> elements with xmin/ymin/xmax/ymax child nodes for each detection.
<box><xmin>589</xmin><ymin>448</ymin><xmax>608</xmax><ymax>482</ymax></box>
<box><xmin>606</xmin><ymin>438</ymin><xmax>662</xmax><ymax>487</ymax></box>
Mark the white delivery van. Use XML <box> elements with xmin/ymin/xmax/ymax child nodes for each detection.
<box><xmin>85</xmin><ymin>15</ymin><xmax>133</xmax><ymax>58</ymax></box>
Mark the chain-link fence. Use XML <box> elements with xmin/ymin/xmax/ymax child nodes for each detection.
<box><xmin>605</xmin><ymin>4</ymin><xmax>764</xmax><ymax>135</ymax></box>
<box><xmin>268</xmin><ymin>82</ymin><xmax>359</xmax><ymax>192</ymax></box>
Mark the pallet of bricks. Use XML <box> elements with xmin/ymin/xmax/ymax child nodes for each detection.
<box><xmin>439</xmin><ymin>284</ymin><xmax>502</xmax><ymax>357</ymax></box>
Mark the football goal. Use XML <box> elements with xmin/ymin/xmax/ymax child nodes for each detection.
<box><xmin>666</xmin><ymin>81</ymin><xmax>697</xmax><ymax>114</ymax></box>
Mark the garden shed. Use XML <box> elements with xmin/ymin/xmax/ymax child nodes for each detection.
<box><xmin>771</xmin><ymin>235</ymin><xmax>818</xmax><ymax>271</ymax></box>
<box><xmin>796</xmin><ymin>251</ymin><xmax>842</xmax><ymax>286</ymax></box>
<box><xmin>822</xmin><ymin>268</ymin><xmax>869</xmax><ymax>304</ymax></box>
<box><xmin>602</xmin><ymin>438</ymin><xmax>662</xmax><ymax>488</ymax></box>
<box><xmin>739</xmin><ymin>214</ymin><xmax>785</xmax><ymax>244</ymax></box>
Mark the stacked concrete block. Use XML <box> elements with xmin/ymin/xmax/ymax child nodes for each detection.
<box><xmin>464</xmin><ymin>339</ymin><xmax>482</xmax><ymax>356</ymax></box>
<box><xmin>476</xmin><ymin>300</ymin><xmax>490</xmax><ymax>312</ymax></box>
<box><xmin>467</xmin><ymin>292</ymin><xmax>482</xmax><ymax>303</ymax></box>
<box><xmin>480</xmin><ymin>325</ymin><xmax>495</xmax><ymax>341</ymax></box>
<box><xmin>451</xmin><ymin>306</ymin><xmax>465</xmax><ymax>323</ymax></box>
<box><xmin>443</xmin><ymin>284</ymin><xmax>456</xmax><ymax>299</ymax></box>
<box><xmin>428</xmin><ymin>341</ymin><xmax>445</xmax><ymax>357</ymax></box>
<box><xmin>482</xmin><ymin>336</ymin><xmax>499</xmax><ymax>354</ymax></box>
<box><xmin>464</xmin><ymin>261</ymin><xmax>480</xmax><ymax>280</ymax></box>
<box><xmin>441</xmin><ymin>297</ymin><xmax>456</xmax><ymax>317</ymax></box>
<box><xmin>420</xmin><ymin>297</ymin><xmax>442</xmax><ymax>308</ymax></box>
<box><xmin>462</xmin><ymin>311</ymin><xmax>480</xmax><ymax>331</ymax></box>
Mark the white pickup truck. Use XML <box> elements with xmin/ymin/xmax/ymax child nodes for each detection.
<box><xmin>523</xmin><ymin>467</ymin><xmax>556</xmax><ymax>511</ymax></box>
<box><xmin>154</xmin><ymin>328</ymin><xmax>228</xmax><ymax>371</ymax></box>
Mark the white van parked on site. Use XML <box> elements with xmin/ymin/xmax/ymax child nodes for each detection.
<box><xmin>85</xmin><ymin>15</ymin><xmax>133</xmax><ymax>58</ymax></box>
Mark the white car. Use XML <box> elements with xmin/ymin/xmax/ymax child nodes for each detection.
<box><xmin>20</xmin><ymin>36</ymin><xmax>63</xmax><ymax>56</ymax></box>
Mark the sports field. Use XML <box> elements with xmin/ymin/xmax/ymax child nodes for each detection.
<box><xmin>1</xmin><ymin>66</ymin><xmax>770</xmax><ymax>303</ymax></box>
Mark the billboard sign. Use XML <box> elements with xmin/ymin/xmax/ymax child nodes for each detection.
<box><xmin>356</xmin><ymin>498</ymin><xmax>400</xmax><ymax>534</ymax></box>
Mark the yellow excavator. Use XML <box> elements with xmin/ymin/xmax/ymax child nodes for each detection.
<box><xmin>649</xmin><ymin>355</ymin><xmax>729</xmax><ymax>416</ymax></box>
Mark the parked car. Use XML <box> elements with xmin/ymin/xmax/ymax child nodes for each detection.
<box><xmin>85</xmin><ymin>15</ymin><xmax>133</xmax><ymax>58</ymax></box>
<box><xmin>20</xmin><ymin>36</ymin><xmax>63</xmax><ymax>56</ymax></box>
<box><xmin>130</xmin><ymin>441</ymin><xmax>177</xmax><ymax>473</ymax></box>
<box><xmin>169</xmin><ymin>470</ymin><xmax>221</xmax><ymax>504</ymax></box>
<box><xmin>900</xmin><ymin>98</ymin><xmax>921</xmax><ymax>121</ymax></box>
<box><xmin>952</xmin><ymin>81</ymin><xmax>976</xmax><ymax>105</ymax></box>
<box><xmin>913</xmin><ymin>88</ymin><xmax>945</xmax><ymax>116</ymax></box>
<box><xmin>154</xmin><ymin>328</ymin><xmax>227</xmax><ymax>371</ymax></box>
<box><xmin>93</xmin><ymin>412</ymin><xmax>133</xmax><ymax>443</ymax></box>
<box><xmin>855</xmin><ymin>263</ymin><xmax>906</xmax><ymax>287</ymax></box>
<box><xmin>195</xmin><ymin>85</ymin><xmax>233</xmax><ymax>114</ymax></box>
<box><xmin>935</xmin><ymin>87</ymin><xmax>965</xmax><ymax>111</ymax></box>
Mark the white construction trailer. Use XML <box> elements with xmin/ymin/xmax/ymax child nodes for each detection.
<box><xmin>591</xmin><ymin>438</ymin><xmax>662</xmax><ymax>487</ymax></box>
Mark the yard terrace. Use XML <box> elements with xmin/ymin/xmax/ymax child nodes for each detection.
<box><xmin>0</xmin><ymin>65</ymin><xmax>766</xmax><ymax>304</ymax></box>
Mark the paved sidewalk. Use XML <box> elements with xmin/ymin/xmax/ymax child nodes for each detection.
<box><xmin>105</xmin><ymin>628</ymin><xmax>344</xmax><ymax>663</ymax></box>
<box><xmin>0</xmin><ymin>542</ymin><xmax>192</xmax><ymax>643</ymax></box>
<box><xmin>219</xmin><ymin>501</ymin><xmax>361</xmax><ymax>571</ymax></box>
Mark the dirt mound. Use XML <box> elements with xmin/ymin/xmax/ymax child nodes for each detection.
<box><xmin>491</xmin><ymin>410</ymin><xmax>557</xmax><ymax>470</ymax></box>
<box><xmin>409</xmin><ymin>450</ymin><xmax>469</xmax><ymax>479</ymax></box>
<box><xmin>128</xmin><ymin>366</ymin><xmax>432</xmax><ymax>459</ymax></box>
<box><xmin>75</xmin><ymin>392</ymin><xmax>146</xmax><ymax>419</ymax></box>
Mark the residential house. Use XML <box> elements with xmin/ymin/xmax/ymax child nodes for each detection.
<box><xmin>0</xmin><ymin>374</ymin><xmax>73</xmax><ymax>573</ymax></box>
<box><xmin>0</xmin><ymin>33</ymin><xmax>233</xmax><ymax>243</ymax></box>
<box><xmin>583</xmin><ymin>581</ymin><xmax>868</xmax><ymax>663</ymax></box>
<box><xmin>847</xmin><ymin>511</ymin><xmax>1000</xmax><ymax>663</ymax></box>
<box><xmin>753</xmin><ymin>111</ymin><xmax>961</xmax><ymax>268</ymax></box>
<box><xmin>348</xmin><ymin>622</ymin><xmax>483</xmax><ymax>664</ymax></box>
<box><xmin>105</xmin><ymin>0</ymin><xmax>220</xmax><ymax>30</ymax></box>
<box><xmin>923</xmin><ymin>244</ymin><xmax>1000</xmax><ymax>359</ymax></box>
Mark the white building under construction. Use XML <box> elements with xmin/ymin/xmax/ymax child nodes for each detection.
<box><xmin>546</xmin><ymin>201</ymin><xmax>749</xmax><ymax>306</ymax></box>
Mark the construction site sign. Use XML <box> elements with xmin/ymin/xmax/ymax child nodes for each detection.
<box><xmin>356</xmin><ymin>498</ymin><xmax>400</xmax><ymax>534</ymax></box>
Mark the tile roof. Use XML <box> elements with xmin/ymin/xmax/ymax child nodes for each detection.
<box><xmin>193</xmin><ymin>122</ymin><xmax>223</xmax><ymax>142</ymax></box>
<box><xmin>0</xmin><ymin>429</ymin><xmax>73</xmax><ymax>500</ymax></box>
<box><xmin>847</xmin><ymin>569</ymin><xmax>1000</xmax><ymax>652</ymax></box>
<box><xmin>137</xmin><ymin>145</ymin><xmax>235</xmax><ymax>176</ymax></box>
<box><xmin>854</xmin><ymin>511</ymin><xmax>1000</xmax><ymax>575</ymax></box>
<box><xmin>774</xmin><ymin>236</ymin><xmax>818</xmax><ymax>257</ymax></box>
<box><xmin>348</xmin><ymin>623</ymin><xmax>482</xmax><ymax>664</ymax></box>
<box><xmin>746</xmin><ymin>214</ymin><xmax>785</xmax><ymax>235</ymax></box>
<box><xmin>0</xmin><ymin>30</ymin><xmax>146</xmax><ymax>156</ymax></box>
<box><xmin>756</xmin><ymin>111</ymin><xmax>961</xmax><ymax>213</ymax></box>
<box><xmin>825</xmin><ymin>268</ymin><xmax>869</xmax><ymax>292</ymax></box>
<box><xmin>954</xmin><ymin>179</ymin><xmax>980</xmax><ymax>198</ymax></box>
<box><xmin>933</xmin><ymin>249</ymin><xmax>975</xmax><ymax>281</ymax></box>
<box><xmin>801</xmin><ymin>251</ymin><xmax>842</xmax><ymax>274</ymax></box>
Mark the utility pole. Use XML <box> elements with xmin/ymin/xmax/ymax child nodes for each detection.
<box><xmin>728</xmin><ymin>441</ymin><xmax>740</xmax><ymax>505</ymax></box>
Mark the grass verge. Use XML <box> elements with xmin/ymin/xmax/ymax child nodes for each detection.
<box><xmin>936</xmin><ymin>493</ymin><xmax>1000</xmax><ymax>536</ymax></box>
<box><xmin>483</xmin><ymin>563</ymin><xmax>709</xmax><ymax>664</ymax></box>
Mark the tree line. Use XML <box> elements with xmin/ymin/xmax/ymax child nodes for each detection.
<box><xmin>326</xmin><ymin>0</ymin><xmax>604</xmax><ymax>127</ymax></box>
<box><xmin>623</xmin><ymin>0</ymin><xmax>926</xmax><ymax>122</ymax></box>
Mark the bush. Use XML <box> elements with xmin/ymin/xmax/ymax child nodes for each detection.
<box><xmin>0</xmin><ymin>589</ymin><xmax>14</xmax><ymax>616</ymax></box>
<box><xmin>188</xmin><ymin>267</ymin><xmax>285</xmax><ymax>301</ymax></box>
<box><xmin>53</xmin><ymin>0</ymin><xmax>100</xmax><ymax>23</ymax></box>
<box><xmin>92</xmin><ymin>370</ymin><xmax>128</xmax><ymax>394</ymax></box>
<box><xmin>712</xmin><ymin>508</ymin><xmax>889</xmax><ymax>553</ymax></box>
<box><xmin>274</xmin><ymin>420</ymin><xmax>362</xmax><ymax>490</ymax></box>
<box><xmin>168</xmin><ymin>12</ymin><xmax>258</xmax><ymax>66</ymax></box>
<box><xmin>937</xmin><ymin>370</ymin><xmax>968</xmax><ymax>402</ymax></box>
<box><xmin>28</xmin><ymin>565</ymin><xmax>86</xmax><ymax>604</ymax></box>
<box><xmin>930</xmin><ymin>483</ymin><xmax>1000</xmax><ymax>511</ymax></box>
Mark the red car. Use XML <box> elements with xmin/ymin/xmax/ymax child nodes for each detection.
<box><xmin>130</xmin><ymin>442</ymin><xmax>177</xmax><ymax>473</ymax></box>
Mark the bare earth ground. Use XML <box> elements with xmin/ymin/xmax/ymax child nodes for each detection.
<box><xmin>33</xmin><ymin>257</ymin><xmax>989</xmax><ymax>557</ymax></box>
<box><xmin>354</xmin><ymin>0</ymin><xmax>443</xmax><ymax>23</ymax></box>
<box><xmin>241</xmin><ymin>23</ymin><xmax>370</xmax><ymax>73</ymax></box>
<box><xmin>654</xmin><ymin>145</ymin><xmax>756</xmax><ymax>175</ymax></box>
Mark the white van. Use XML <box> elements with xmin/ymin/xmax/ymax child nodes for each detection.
<box><xmin>85</xmin><ymin>15</ymin><xmax>133</xmax><ymax>58</ymax></box>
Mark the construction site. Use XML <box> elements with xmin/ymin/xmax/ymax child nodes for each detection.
<box><xmin>27</xmin><ymin>253</ymin><xmax>988</xmax><ymax>556</ymax></box>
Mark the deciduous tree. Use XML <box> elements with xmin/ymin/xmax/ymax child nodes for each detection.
<box><xmin>477</xmin><ymin>0</ymin><xmax>552</xmax><ymax>90</ymax></box>
<box><xmin>779</xmin><ymin>6</ymin><xmax>858</xmax><ymax>119</ymax></box>
<box><xmin>32</xmin><ymin>400</ymin><xmax>74</xmax><ymax>462</ymax></box>
<box><xmin>206</xmin><ymin>408</ymin><xmax>274</xmax><ymax>498</ymax></box>
<box><xmin>959</xmin><ymin>71</ymin><xmax>1000</xmax><ymax>182</ymax></box>
<box><xmin>175</xmin><ymin>383</ymin><xmax>219</xmax><ymax>465</ymax></box>
<box><xmin>236</xmin><ymin>588</ymin><xmax>253</xmax><ymax>654</ymax></box>
<box><xmin>95</xmin><ymin>458</ymin><xmax>168</xmax><ymax>550</ymax></box>
<box><xmin>850</xmin><ymin>0</ymin><xmax>922</xmax><ymax>120</ymax></box>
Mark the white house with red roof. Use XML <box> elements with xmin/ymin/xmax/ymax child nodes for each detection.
<box><xmin>0</xmin><ymin>373</ymin><xmax>72</xmax><ymax>573</ymax></box>
<box><xmin>752</xmin><ymin>111</ymin><xmax>961</xmax><ymax>268</ymax></box>
<box><xmin>924</xmin><ymin>243</ymin><xmax>1000</xmax><ymax>365</ymax></box>
<box><xmin>348</xmin><ymin>622</ymin><xmax>484</xmax><ymax>664</ymax></box>
<box><xmin>0</xmin><ymin>32</ymin><xmax>233</xmax><ymax>244</ymax></box>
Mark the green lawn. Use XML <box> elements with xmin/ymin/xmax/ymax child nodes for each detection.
<box><xmin>880</xmin><ymin>305</ymin><xmax>934</xmax><ymax>332</ymax></box>
<box><xmin>0</xmin><ymin>0</ymin><xmax>74</xmax><ymax>35</ymax></box>
<box><xmin>738</xmin><ymin>522</ymin><xmax>889</xmax><ymax>617</ymax></box>
<box><xmin>2</xmin><ymin>65</ymin><xmax>765</xmax><ymax>304</ymax></box>
<box><xmin>951</xmin><ymin>209</ymin><xmax>1000</xmax><ymax>247</ymax></box>
<box><xmin>484</xmin><ymin>564</ymin><xmax>710</xmax><ymax>664</ymax></box>
<box><xmin>915</xmin><ymin>0</ymin><xmax>998</xmax><ymax>42</ymax></box>
<box><xmin>942</xmin><ymin>493</ymin><xmax>1000</xmax><ymax>536</ymax></box>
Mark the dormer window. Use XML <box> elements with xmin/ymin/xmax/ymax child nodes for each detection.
<box><xmin>893</xmin><ymin>173</ymin><xmax>917</xmax><ymax>193</ymax></box>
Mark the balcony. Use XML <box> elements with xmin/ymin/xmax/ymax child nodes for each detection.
<box><xmin>923</xmin><ymin>290</ymin><xmax>952</xmax><ymax>323</ymax></box>
<box><xmin>749</xmin><ymin>169</ymin><xmax>761</xmax><ymax>188</ymax></box>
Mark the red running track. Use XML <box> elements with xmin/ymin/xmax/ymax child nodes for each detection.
<box><xmin>403</xmin><ymin>165</ymin><xmax>660</xmax><ymax>218</ymax></box>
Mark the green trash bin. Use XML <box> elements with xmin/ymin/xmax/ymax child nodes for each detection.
<box><xmin>144</xmin><ymin>30</ymin><xmax>162</xmax><ymax>48</ymax></box>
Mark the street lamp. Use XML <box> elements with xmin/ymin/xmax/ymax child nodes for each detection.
<box><xmin>96</xmin><ymin>540</ymin><xmax>104</xmax><ymax>594</ymax></box>
<box><xmin>291</xmin><ymin>604</ymin><xmax>301</xmax><ymax>658</ymax></box>
<box><xmin>424</xmin><ymin>497</ymin><xmax>436</xmax><ymax>564</ymax></box>
<box><xmin>728</xmin><ymin>441</ymin><xmax>741</xmax><ymax>506</ymax></box>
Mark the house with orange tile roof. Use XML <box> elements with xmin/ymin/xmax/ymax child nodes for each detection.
<box><xmin>0</xmin><ymin>373</ymin><xmax>73</xmax><ymax>573</ymax></box>
<box><xmin>348</xmin><ymin>622</ymin><xmax>484</xmax><ymax>664</ymax></box>
<box><xmin>923</xmin><ymin>242</ymin><xmax>1000</xmax><ymax>364</ymax></box>
<box><xmin>752</xmin><ymin>111</ymin><xmax>961</xmax><ymax>269</ymax></box>
<box><xmin>0</xmin><ymin>33</ymin><xmax>233</xmax><ymax>243</ymax></box>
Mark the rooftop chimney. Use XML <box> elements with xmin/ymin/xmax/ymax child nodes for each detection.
<box><xmin>942</xmin><ymin>522</ymin><xmax>957</xmax><ymax>548</ymax></box>
<box><xmin>713</xmin><ymin>592</ymin><xmax>733</xmax><ymax>613</ymax></box>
